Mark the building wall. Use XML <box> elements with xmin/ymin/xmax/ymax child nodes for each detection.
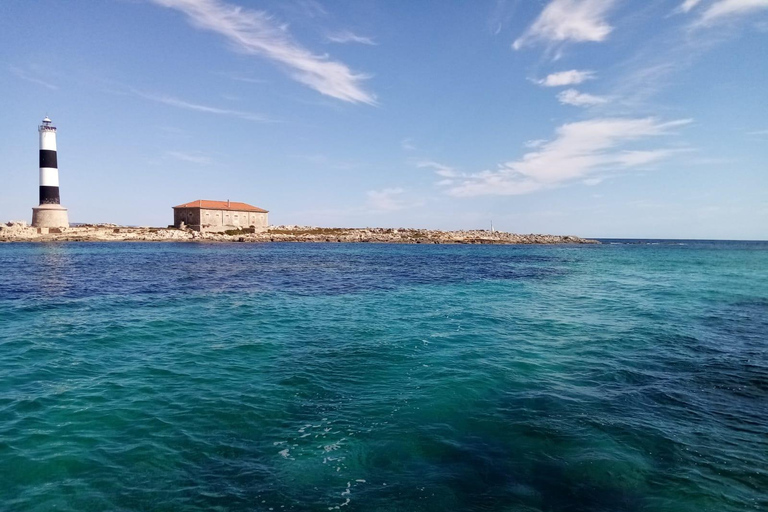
<box><xmin>174</xmin><ymin>207</ymin><xmax>268</xmax><ymax>231</ymax></box>
<box><xmin>174</xmin><ymin>208</ymin><xmax>201</xmax><ymax>228</ymax></box>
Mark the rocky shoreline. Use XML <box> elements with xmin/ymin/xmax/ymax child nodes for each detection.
<box><xmin>0</xmin><ymin>222</ymin><xmax>599</xmax><ymax>245</ymax></box>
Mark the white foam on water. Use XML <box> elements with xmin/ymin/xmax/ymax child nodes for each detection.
<box><xmin>278</xmin><ymin>448</ymin><xmax>290</xmax><ymax>458</ymax></box>
<box><xmin>323</xmin><ymin>439</ymin><xmax>344</xmax><ymax>452</ymax></box>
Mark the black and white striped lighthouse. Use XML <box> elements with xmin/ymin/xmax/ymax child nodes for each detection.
<box><xmin>32</xmin><ymin>116</ymin><xmax>69</xmax><ymax>228</ymax></box>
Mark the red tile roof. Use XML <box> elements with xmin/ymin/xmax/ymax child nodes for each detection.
<box><xmin>173</xmin><ymin>200</ymin><xmax>268</xmax><ymax>213</ymax></box>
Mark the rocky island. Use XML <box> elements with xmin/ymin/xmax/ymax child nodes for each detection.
<box><xmin>0</xmin><ymin>222</ymin><xmax>598</xmax><ymax>244</ymax></box>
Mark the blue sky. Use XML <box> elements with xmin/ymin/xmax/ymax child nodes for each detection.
<box><xmin>1</xmin><ymin>0</ymin><xmax>766</xmax><ymax>239</ymax></box>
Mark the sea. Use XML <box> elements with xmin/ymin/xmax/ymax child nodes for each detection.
<box><xmin>0</xmin><ymin>240</ymin><xmax>766</xmax><ymax>511</ymax></box>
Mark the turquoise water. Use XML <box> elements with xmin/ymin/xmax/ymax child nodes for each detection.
<box><xmin>1</xmin><ymin>241</ymin><xmax>766</xmax><ymax>511</ymax></box>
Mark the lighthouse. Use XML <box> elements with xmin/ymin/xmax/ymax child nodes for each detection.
<box><xmin>31</xmin><ymin>116</ymin><xmax>69</xmax><ymax>228</ymax></box>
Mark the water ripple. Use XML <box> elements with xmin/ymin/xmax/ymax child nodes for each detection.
<box><xmin>1</xmin><ymin>241</ymin><xmax>767</xmax><ymax>511</ymax></box>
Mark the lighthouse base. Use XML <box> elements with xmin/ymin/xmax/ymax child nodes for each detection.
<box><xmin>32</xmin><ymin>204</ymin><xmax>69</xmax><ymax>229</ymax></box>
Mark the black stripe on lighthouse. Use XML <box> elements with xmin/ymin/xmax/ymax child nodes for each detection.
<box><xmin>39</xmin><ymin>186</ymin><xmax>60</xmax><ymax>205</ymax></box>
<box><xmin>39</xmin><ymin>146</ymin><xmax>60</xmax><ymax>205</ymax></box>
<box><xmin>39</xmin><ymin>150</ymin><xmax>58</xmax><ymax>168</ymax></box>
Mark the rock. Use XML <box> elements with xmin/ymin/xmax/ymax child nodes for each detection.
<box><xmin>0</xmin><ymin>223</ymin><xmax>599</xmax><ymax>245</ymax></box>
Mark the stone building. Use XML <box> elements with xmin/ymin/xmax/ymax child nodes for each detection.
<box><xmin>173</xmin><ymin>200</ymin><xmax>268</xmax><ymax>232</ymax></box>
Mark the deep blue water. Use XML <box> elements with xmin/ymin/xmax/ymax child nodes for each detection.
<box><xmin>1</xmin><ymin>241</ymin><xmax>766</xmax><ymax>511</ymax></box>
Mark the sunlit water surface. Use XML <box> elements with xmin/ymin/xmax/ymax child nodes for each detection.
<box><xmin>1</xmin><ymin>241</ymin><xmax>766</xmax><ymax>511</ymax></box>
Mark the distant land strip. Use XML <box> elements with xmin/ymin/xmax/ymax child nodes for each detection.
<box><xmin>0</xmin><ymin>222</ymin><xmax>598</xmax><ymax>244</ymax></box>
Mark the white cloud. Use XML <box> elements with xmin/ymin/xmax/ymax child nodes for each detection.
<box><xmin>557</xmin><ymin>88</ymin><xmax>609</xmax><ymax>106</ymax></box>
<box><xmin>537</xmin><ymin>69</ymin><xmax>596</xmax><ymax>87</ymax></box>
<box><xmin>132</xmin><ymin>89</ymin><xmax>272</xmax><ymax>122</ymax></box>
<box><xmin>367</xmin><ymin>188</ymin><xmax>407</xmax><ymax>211</ymax></box>
<box><xmin>416</xmin><ymin>160</ymin><xmax>460</xmax><ymax>178</ymax></box>
<box><xmin>150</xmin><ymin>0</ymin><xmax>376</xmax><ymax>104</ymax></box>
<box><xmin>525</xmin><ymin>139</ymin><xmax>548</xmax><ymax>148</ymax></box>
<box><xmin>401</xmin><ymin>138</ymin><xmax>416</xmax><ymax>151</ymax></box>
<box><xmin>679</xmin><ymin>0</ymin><xmax>704</xmax><ymax>12</ymax></box>
<box><xmin>513</xmin><ymin>0</ymin><xmax>616</xmax><ymax>50</ymax></box>
<box><xmin>613</xmin><ymin>149</ymin><xmax>678</xmax><ymax>166</ymax></box>
<box><xmin>698</xmin><ymin>0</ymin><xmax>768</xmax><ymax>24</ymax></box>
<box><xmin>326</xmin><ymin>30</ymin><xmax>377</xmax><ymax>45</ymax></box>
<box><xmin>446</xmin><ymin>117</ymin><xmax>691</xmax><ymax>197</ymax></box>
<box><xmin>217</xmin><ymin>71</ymin><xmax>268</xmax><ymax>84</ymax></box>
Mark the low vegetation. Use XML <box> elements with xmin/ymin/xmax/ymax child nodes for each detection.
<box><xmin>223</xmin><ymin>227</ymin><xmax>256</xmax><ymax>236</ymax></box>
<box><xmin>268</xmin><ymin>227</ymin><xmax>347</xmax><ymax>236</ymax></box>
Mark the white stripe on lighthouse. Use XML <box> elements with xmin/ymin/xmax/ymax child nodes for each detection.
<box><xmin>40</xmin><ymin>167</ymin><xmax>60</xmax><ymax>187</ymax></box>
<box><xmin>40</xmin><ymin>130</ymin><xmax>57</xmax><ymax>151</ymax></box>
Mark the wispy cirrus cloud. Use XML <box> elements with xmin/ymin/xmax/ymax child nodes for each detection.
<box><xmin>150</xmin><ymin>0</ymin><xmax>376</xmax><ymax>104</ymax></box>
<box><xmin>513</xmin><ymin>0</ymin><xmax>616</xmax><ymax>50</ymax></box>
<box><xmin>444</xmin><ymin>117</ymin><xmax>690</xmax><ymax>197</ymax></box>
<box><xmin>487</xmin><ymin>0</ymin><xmax>524</xmax><ymax>36</ymax></box>
<box><xmin>10</xmin><ymin>66</ymin><xmax>58</xmax><ymax>90</ymax></box>
<box><xmin>132</xmin><ymin>89</ymin><xmax>272</xmax><ymax>122</ymax></box>
<box><xmin>698</xmin><ymin>0</ymin><xmax>768</xmax><ymax>25</ymax></box>
<box><xmin>557</xmin><ymin>88</ymin><xmax>609</xmax><ymax>106</ymax></box>
<box><xmin>525</xmin><ymin>139</ymin><xmax>548</xmax><ymax>148</ymax></box>
<box><xmin>536</xmin><ymin>69</ymin><xmax>596</xmax><ymax>87</ymax></box>
<box><xmin>614</xmin><ymin>1</ymin><xmax>765</xmax><ymax>109</ymax></box>
<box><xmin>416</xmin><ymin>160</ymin><xmax>462</xmax><ymax>178</ymax></box>
<box><xmin>215</xmin><ymin>71</ymin><xmax>268</xmax><ymax>84</ymax></box>
<box><xmin>326</xmin><ymin>30</ymin><xmax>377</xmax><ymax>45</ymax></box>
<box><xmin>678</xmin><ymin>0</ymin><xmax>704</xmax><ymax>13</ymax></box>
